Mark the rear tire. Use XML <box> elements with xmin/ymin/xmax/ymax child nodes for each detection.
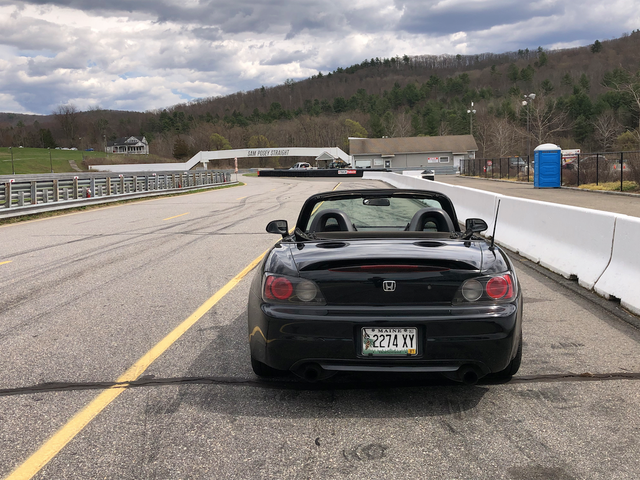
<box><xmin>251</xmin><ymin>356</ymin><xmax>284</xmax><ymax>377</ymax></box>
<box><xmin>492</xmin><ymin>332</ymin><xmax>522</xmax><ymax>379</ymax></box>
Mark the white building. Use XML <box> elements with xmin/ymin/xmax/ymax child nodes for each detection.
<box><xmin>106</xmin><ymin>136</ymin><xmax>149</xmax><ymax>155</ymax></box>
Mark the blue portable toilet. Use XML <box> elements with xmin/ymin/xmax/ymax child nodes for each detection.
<box><xmin>534</xmin><ymin>143</ymin><xmax>561</xmax><ymax>188</ymax></box>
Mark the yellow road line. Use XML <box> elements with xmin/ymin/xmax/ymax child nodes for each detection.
<box><xmin>0</xmin><ymin>261</ymin><xmax>12</xmax><ymax>266</ymax></box>
<box><xmin>236</xmin><ymin>196</ymin><xmax>247</xmax><ymax>200</ymax></box>
<box><xmin>5</xmin><ymin>248</ymin><xmax>270</xmax><ymax>480</ymax></box>
<box><xmin>163</xmin><ymin>212</ymin><xmax>190</xmax><ymax>221</ymax></box>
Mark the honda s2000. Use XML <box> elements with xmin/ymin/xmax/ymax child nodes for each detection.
<box><xmin>247</xmin><ymin>189</ymin><xmax>523</xmax><ymax>384</ymax></box>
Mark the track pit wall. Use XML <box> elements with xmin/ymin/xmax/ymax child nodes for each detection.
<box><xmin>365</xmin><ymin>171</ymin><xmax>640</xmax><ymax>316</ymax></box>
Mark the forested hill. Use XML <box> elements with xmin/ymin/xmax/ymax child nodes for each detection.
<box><xmin>3</xmin><ymin>31</ymin><xmax>640</xmax><ymax>163</ymax></box>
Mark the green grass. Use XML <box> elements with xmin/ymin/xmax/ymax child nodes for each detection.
<box><xmin>242</xmin><ymin>173</ymin><xmax>259</xmax><ymax>177</ymax></box>
<box><xmin>578</xmin><ymin>181</ymin><xmax>639</xmax><ymax>192</ymax></box>
<box><xmin>0</xmin><ymin>147</ymin><xmax>108</xmax><ymax>175</ymax></box>
<box><xmin>0</xmin><ymin>147</ymin><xmax>174</xmax><ymax>175</ymax></box>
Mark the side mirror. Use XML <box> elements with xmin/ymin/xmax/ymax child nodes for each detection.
<box><xmin>266</xmin><ymin>220</ymin><xmax>289</xmax><ymax>237</ymax></box>
<box><xmin>465</xmin><ymin>218</ymin><xmax>488</xmax><ymax>233</ymax></box>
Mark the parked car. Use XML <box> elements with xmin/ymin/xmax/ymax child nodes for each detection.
<box><xmin>290</xmin><ymin>162</ymin><xmax>311</xmax><ymax>170</ymax></box>
<box><xmin>328</xmin><ymin>160</ymin><xmax>351</xmax><ymax>169</ymax></box>
<box><xmin>248</xmin><ymin>189</ymin><xmax>523</xmax><ymax>384</ymax></box>
<box><xmin>509</xmin><ymin>157</ymin><xmax>527</xmax><ymax>171</ymax></box>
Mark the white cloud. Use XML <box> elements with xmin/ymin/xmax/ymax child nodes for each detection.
<box><xmin>1</xmin><ymin>0</ymin><xmax>638</xmax><ymax>114</ymax></box>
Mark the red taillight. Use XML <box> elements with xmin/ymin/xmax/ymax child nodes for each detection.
<box><xmin>265</xmin><ymin>276</ymin><xmax>293</xmax><ymax>300</ymax></box>
<box><xmin>486</xmin><ymin>274</ymin><xmax>514</xmax><ymax>299</ymax></box>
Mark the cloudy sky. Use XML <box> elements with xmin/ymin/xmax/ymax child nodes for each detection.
<box><xmin>1</xmin><ymin>0</ymin><xmax>638</xmax><ymax>115</ymax></box>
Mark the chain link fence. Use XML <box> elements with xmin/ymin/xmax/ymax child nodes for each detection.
<box><xmin>461</xmin><ymin>151</ymin><xmax>640</xmax><ymax>192</ymax></box>
<box><xmin>460</xmin><ymin>156</ymin><xmax>532</xmax><ymax>182</ymax></box>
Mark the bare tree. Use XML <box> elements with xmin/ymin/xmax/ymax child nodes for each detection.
<box><xmin>54</xmin><ymin>104</ymin><xmax>80</xmax><ymax>146</ymax></box>
<box><xmin>592</xmin><ymin>111</ymin><xmax>623</xmax><ymax>151</ymax></box>
<box><xmin>394</xmin><ymin>111</ymin><xmax>412</xmax><ymax>138</ymax></box>
<box><xmin>526</xmin><ymin>95</ymin><xmax>571</xmax><ymax>146</ymax></box>
<box><xmin>488</xmin><ymin>117</ymin><xmax>520</xmax><ymax>157</ymax></box>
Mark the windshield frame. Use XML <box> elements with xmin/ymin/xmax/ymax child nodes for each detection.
<box><xmin>294</xmin><ymin>189</ymin><xmax>461</xmax><ymax>236</ymax></box>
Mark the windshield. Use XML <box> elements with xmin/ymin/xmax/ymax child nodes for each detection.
<box><xmin>303</xmin><ymin>196</ymin><xmax>447</xmax><ymax>232</ymax></box>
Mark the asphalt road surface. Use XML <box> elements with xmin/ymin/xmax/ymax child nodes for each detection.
<box><xmin>1</xmin><ymin>176</ymin><xmax>639</xmax><ymax>479</ymax></box>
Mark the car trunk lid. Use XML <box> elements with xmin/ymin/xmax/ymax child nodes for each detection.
<box><xmin>292</xmin><ymin>239</ymin><xmax>483</xmax><ymax>306</ymax></box>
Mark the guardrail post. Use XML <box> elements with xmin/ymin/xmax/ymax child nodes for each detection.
<box><xmin>18</xmin><ymin>191</ymin><xmax>24</xmax><ymax>206</ymax></box>
<box><xmin>106</xmin><ymin>177</ymin><xmax>111</xmax><ymax>196</ymax></box>
<box><xmin>31</xmin><ymin>181</ymin><xmax>37</xmax><ymax>204</ymax></box>
<box><xmin>90</xmin><ymin>178</ymin><xmax>95</xmax><ymax>197</ymax></box>
<box><xmin>4</xmin><ymin>182</ymin><xmax>11</xmax><ymax>208</ymax></box>
<box><xmin>145</xmin><ymin>175</ymin><xmax>149</xmax><ymax>192</ymax></box>
<box><xmin>42</xmin><ymin>189</ymin><xmax>48</xmax><ymax>203</ymax></box>
<box><xmin>133</xmin><ymin>176</ymin><xmax>137</xmax><ymax>192</ymax></box>
<box><xmin>120</xmin><ymin>175</ymin><xmax>124</xmax><ymax>194</ymax></box>
<box><xmin>53</xmin><ymin>180</ymin><xmax>59</xmax><ymax>202</ymax></box>
<box><xmin>73</xmin><ymin>178</ymin><xmax>79</xmax><ymax>199</ymax></box>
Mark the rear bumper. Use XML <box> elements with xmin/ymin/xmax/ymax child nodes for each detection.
<box><xmin>248</xmin><ymin>300</ymin><xmax>522</xmax><ymax>377</ymax></box>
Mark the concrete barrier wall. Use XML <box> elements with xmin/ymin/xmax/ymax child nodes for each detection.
<box><xmin>494</xmin><ymin>197</ymin><xmax>615</xmax><ymax>289</ymax></box>
<box><xmin>594</xmin><ymin>215</ymin><xmax>640</xmax><ymax>316</ymax></box>
<box><xmin>365</xmin><ymin>171</ymin><xmax>637</xmax><ymax>316</ymax></box>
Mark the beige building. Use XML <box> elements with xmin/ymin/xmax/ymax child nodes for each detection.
<box><xmin>349</xmin><ymin>135</ymin><xmax>478</xmax><ymax>171</ymax></box>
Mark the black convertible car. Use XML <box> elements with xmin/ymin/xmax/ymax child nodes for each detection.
<box><xmin>248</xmin><ymin>189</ymin><xmax>522</xmax><ymax>384</ymax></box>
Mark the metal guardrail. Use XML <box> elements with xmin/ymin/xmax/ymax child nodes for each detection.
<box><xmin>1</xmin><ymin>170</ymin><xmax>233</xmax><ymax>217</ymax></box>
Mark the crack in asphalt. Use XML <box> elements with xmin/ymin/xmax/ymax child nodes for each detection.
<box><xmin>1</xmin><ymin>372</ymin><xmax>639</xmax><ymax>397</ymax></box>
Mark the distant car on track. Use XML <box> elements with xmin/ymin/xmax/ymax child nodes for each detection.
<box><xmin>290</xmin><ymin>162</ymin><xmax>311</xmax><ymax>170</ymax></box>
<box><xmin>248</xmin><ymin>189</ymin><xmax>523</xmax><ymax>384</ymax></box>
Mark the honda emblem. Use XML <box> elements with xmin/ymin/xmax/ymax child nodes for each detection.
<box><xmin>383</xmin><ymin>280</ymin><xmax>396</xmax><ymax>292</ymax></box>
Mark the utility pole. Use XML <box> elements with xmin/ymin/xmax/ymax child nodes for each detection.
<box><xmin>523</xmin><ymin>94</ymin><xmax>536</xmax><ymax>159</ymax></box>
<box><xmin>467</xmin><ymin>102</ymin><xmax>476</xmax><ymax>135</ymax></box>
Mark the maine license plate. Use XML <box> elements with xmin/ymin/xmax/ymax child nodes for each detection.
<box><xmin>362</xmin><ymin>327</ymin><xmax>418</xmax><ymax>356</ymax></box>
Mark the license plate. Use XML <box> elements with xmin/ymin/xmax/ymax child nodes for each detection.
<box><xmin>361</xmin><ymin>327</ymin><xmax>418</xmax><ymax>356</ymax></box>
